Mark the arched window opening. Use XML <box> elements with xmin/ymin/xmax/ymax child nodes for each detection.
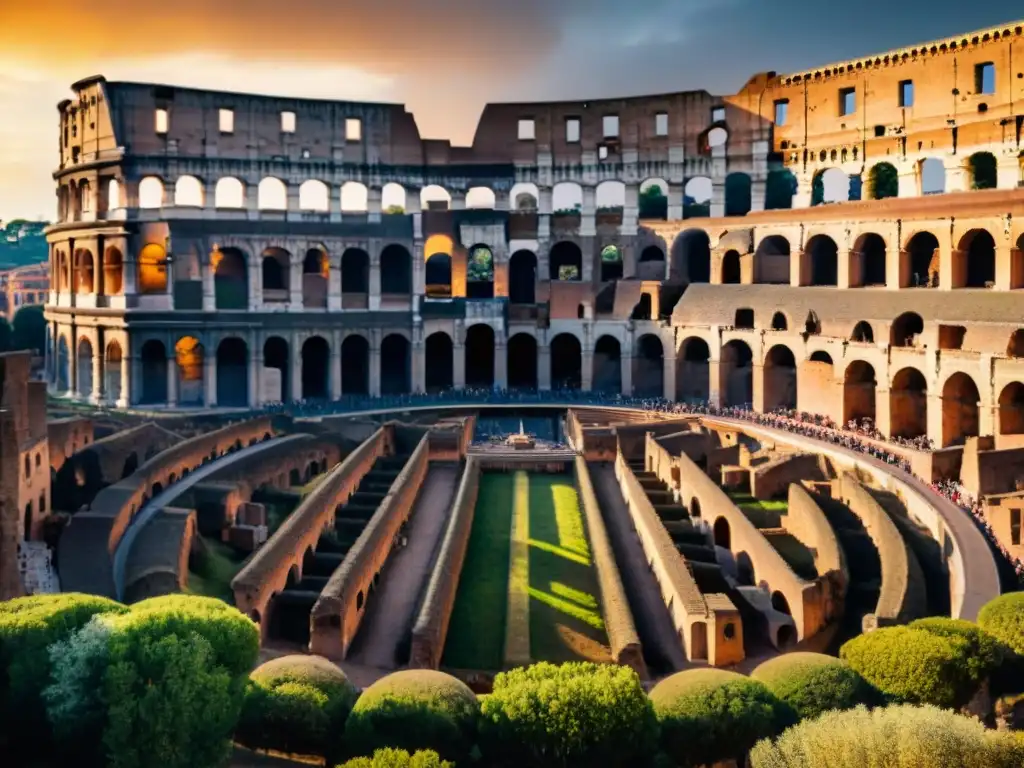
<box><xmin>301</xmin><ymin>336</ymin><xmax>330</xmax><ymax>400</ymax></box>
<box><xmin>466</xmin><ymin>246</ymin><xmax>495</xmax><ymax>299</ymax></box>
<box><xmin>174</xmin><ymin>175</ymin><xmax>203</xmax><ymax>207</ymax></box>
<box><xmin>868</xmin><ymin>162</ymin><xmax>898</xmax><ymax>200</ymax></box>
<box><xmin>341</xmin><ymin>335</ymin><xmax>369</xmax><ymax>395</ymax></box>
<box><xmin>721</xmin><ymin>340</ymin><xmax>753</xmax><ymax>407</ymax></box>
<box><xmin>754</xmin><ymin>235</ymin><xmax>791</xmax><ymax>284</ymax></box>
<box><xmin>380</xmin><ymin>245</ymin><xmax>412</xmax><ymax>294</ymax></box>
<box><xmin>770</xmin><ymin>312</ymin><xmax>787</xmax><ymax>331</ymax></box>
<box><xmin>508</xmin><ymin>251</ymin><xmax>537</xmax><ymax>304</ymax></box>
<box><xmin>638</xmin><ymin>179</ymin><xmax>668</xmax><ymax>220</ymax></box>
<box><xmin>903</xmin><ymin>231</ymin><xmax>940</xmax><ymax>288</ymax></box>
<box><xmin>804</xmin><ymin>235</ymin><xmax>838</xmax><ymax>286</ymax></box>
<box><xmin>683</xmin><ymin>177</ymin><xmax>711</xmax><ymax>218</ymax></box>
<box><xmin>890</xmin><ymin>312</ymin><xmax>924</xmax><ymax>348</ymax></box>
<box><xmin>212</xmin><ymin>247</ymin><xmax>248</xmax><ymax>310</ymax></box>
<box><xmin>174</xmin><ymin>336</ymin><xmax>204</xmax><ymax>406</ymax></box>
<box><xmin>676</xmin><ymin>337</ymin><xmax>711</xmax><ymax>403</ymax></box>
<box><xmin>593</xmin><ymin>336</ymin><xmax>622</xmax><ymax>394</ymax></box>
<box><xmin>734</xmin><ymin>308</ymin><xmax>754</xmax><ymax>329</ymax></box>
<box><xmin>851</xmin><ymin>321</ymin><xmax>874</xmax><ymax>343</ymax></box>
<box><xmin>138</xmin><ymin>243</ymin><xmax>168</xmax><ymax>294</ymax></box>
<box><xmin>425</xmin><ymin>254</ymin><xmax>452</xmax><ymax>298</ymax></box>
<box><xmin>261</xmin><ymin>248</ymin><xmax>290</xmax><ymax>296</ymax></box>
<box><xmin>764</xmin><ymin>345</ymin><xmax>797</xmax><ymax>411</ymax></box>
<box><xmin>956</xmin><ymin>229</ymin><xmax>995</xmax><ymax>289</ymax></box>
<box><xmin>550</xmin><ymin>242</ymin><xmax>583</xmax><ymax>281</ymax></box>
<box><xmin>216</xmin><ymin>338</ymin><xmax>248</xmax><ymax>407</ymax></box>
<box><xmin>550</xmin><ymin>334</ymin><xmax>582</xmax><ymax>390</ymax></box>
<box><xmin>424</xmin><ymin>332</ymin><xmax>454</xmax><ymax>392</ymax></box>
<box><xmin>632</xmin><ymin>335</ymin><xmax>664</xmax><ymax>398</ymax></box>
<box><xmin>671</xmin><ymin>230</ymin><xmax>711</xmax><ymax>283</ymax></box>
<box><xmin>724</xmin><ymin>173</ymin><xmax>752</xmax><ymax>216</ymax></box>
<box><xmin>942</xmin><ymin>373</ymin><xmax>980</xmax><ymax>447</ymax></box>
<box><xmin>968</xmin><ymin>152</ymin><xmax>997</xmax><ymax>190</ymax></box>
<box><xmin>998</xmin><ymin>382</ymin><xmax>1024</xmax><ymax>436</ymax></box>
<box><xmin>263</xmin><ymin>336</ymin><xmax>290</xmax><ymax>403</ymax></box>
<box><xmin>721</xmin><ymin>250</ymin><xmax>742</xmax><ymax>283</ymax></box>
<box><xmin>851</xmin><ymin>233</ymin><xmax>887</xmax><ymax>287</ymax></box>
<box><xmin>257</xmin><ymin>177</ymin><xmax>287</xmax><ymax>210</ymax></box>
<box><xmin>299</xmin><ymin>180</ymin><xmax>329</xmax><ymax>212</ymax></box>
<box><xmin>600</xmin><ymin>245</ymin><xmax>623</xmax><ymax>282</ymax></box>
<box><xmin>341</xmin><ymin>249</ymin><xmax>370</xmax><ymax>302</ymax></box>
<box><xmin>507</xmin><ymin>334</ymin><xmax>538</xmax><ymax>389</ymax></box>
<box><xmin>844</xmin><ymin>361</ymin><xmax>877</xmax><ymax>425</ymax></box>
<box><xmin>890</xmin><ymin>368</ymin><xmax>928</xmax><ymax>439</ymax></box>
<box><xmin>380</xmin><ymin>334</ymin><xmax>410</xmax><ymax>395</ymax></box>
<box><xmin>214</xmin><ymin>177</ymin><xmax>245</xmax><ymax>208</ymax></box>
<box><xmin>631</xmin><ymin>294</ymin><xmax>652</xmax><ymax>321</ymax></box>
<box><xmin>465</xmin><ymin>325</ymin><xmax>495</xmax><ymax>388</ymax></box>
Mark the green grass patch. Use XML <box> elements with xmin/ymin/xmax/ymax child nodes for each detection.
<box><xmin>527</xmin><ymin>474</ymin><xmax>610</xmax><ymax>663</ymax></box>
<box><xmin>442</xmin><ymin>473</ymin><xmax>514</xmax><ymax>670</ymax></box>
<box><xmin>727</xmin><ymin>491</ymin><xmax>787</xmax><ymax>529</ymax></box>
<box><xmin>187</xmin><ymin>538</ymin><xmax>248</xmax><ymax>603</ymax></box>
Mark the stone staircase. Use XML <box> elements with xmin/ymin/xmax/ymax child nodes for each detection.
<box><xmin>17</xmin><ymin>541</ymin><xmax>60</xmax><ymax>595</ymax></box>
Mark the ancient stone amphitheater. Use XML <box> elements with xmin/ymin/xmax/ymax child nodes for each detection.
<box><xmin>0</xmin><ymin>18</ymin><xmax>1020</xmax><ymax>681</ymax></box>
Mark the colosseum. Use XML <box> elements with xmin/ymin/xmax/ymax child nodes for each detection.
<box><xmin>15</xmin><ymin>19</ymin><xmax>1021</xmax><ymax>674</ymax></box>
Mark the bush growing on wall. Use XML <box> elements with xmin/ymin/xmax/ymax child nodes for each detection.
<box><xmin>750</xmin><ymin>652</ymin><xmax>877</xmax><ymax>720</ymax></box>
<box><xmin>338</xmin><ymin>747</ymin><xmax>454</xmax><ymax>768</ymax></box>
<box><xmin>478</xmin><ymin>661</ymin><xmax>659</xmax><ymax>768</ymax></box>
<box><xmin>236</xmin><ymin>654</ymin><xmax>358</xmax><ymax>762</ymax></box>
<box><xmin>978</xmin><ymin>592</ymin><xmax>1024</xmax><ymax>657</ymax></box>
<box><xmin>908</xmin><ymin>617</ymin><xmax>1006</xmax><ymax>703</ymax></box>
<box><xmin>648</xmin><ymin>668</ymin><xmax>796</xmax><ymax>767</ymax></box>
<box><xmin>749</xmin><ymin>704</ymin><xmax>1024</xmax><ymax>768</ymax></box>
<box><xmin>0</xmin><ymin>593</ymin><xmax>126</xmax><ymax>757</ymax></box>
<box><xmin>344</xmin><ymin>670</ymin><xmax>479</xmax><ymax>764</ymax></box>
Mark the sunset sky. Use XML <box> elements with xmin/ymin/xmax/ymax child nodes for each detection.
<box><xmin>0</xmin><ymin>0</ymin><xmax>1020</xmax><ymax>221</ymax></box>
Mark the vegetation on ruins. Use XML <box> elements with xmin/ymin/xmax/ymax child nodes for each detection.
<box><xmin>908</xmin><ymin>617</ymin><xmax>1007</xmax><ymax>698</ymax></box>
<box><xmin>648</xmin><ymin>668</ymin><xmax>796</xmax><ymax>767</ymax></box>
<box><xmin>344</xmin><ymin>670</ymin><xmax>480</xmax><ymax>764</ymax></box>
<box><xmin>236</xmin><ymin>655</ymin><xmax>359</xmax><ymax>763</ymax></box>
<box><xmin>978</xmin><ymin>592</ymin><xmax>1024</xmax><ymax>656</ymax></box>
<box><xmin>338</xmin><ymin>748</ymin><xmax>453</xmax><ymax>768</ymax></box>
<box><xmin>750</xmin><ymin>652</ymin><xmax>877</xmax><ymax>720</ymax></box>
<box><xmin>749</xmin><ymin>704</ymin><xmax>1024</xmax><ymax>768</ymax></box>
<box><xmin>479</xmin><ymin>662</ymin><xmax>658</xmax><ymax>768</ymax></box>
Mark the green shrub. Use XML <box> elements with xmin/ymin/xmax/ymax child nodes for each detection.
<box><xmin>978</xmin><ymin>592</ymin><xmax>1024</xmax><ymax>656</ymax></box>
<box><xmin>648</xmin><ymin>668</ymin><xmax>795</xmax><ymax>767</ymax></box>
<box><xmin>479</xmin><ymin>661</ymin><xmax>658</xmax><ymax>768</ymax></box>
<box><xmin>338</xmin><ymin>747</ymin><xmax>453</xmax><ymax>767</ymax></box>
<box><xmin>0</xmin><ymin>593</ymin><xmax>126</xmax><ymax>757</ymax></box>
<box><xmin>840</xmin><ymin>626</ymin><xmax>970</xmax><ymax>708</ymax></box>
<box><xmin>750</xmin><ymin>704</ymin><xmax>1024</xmax><ymax>768</ymax></box>
<box><xmin>345</xmin><ymin>670</ymin><xmax>479</xmax><ymax>763</ymax></box>
<box><xmin>909</xmin><ymin>617</ymin><xmax>1005</xmax><ymax>702</ymax></box>
<box><xmin>236</xmin><ymin>654</ymin><xmax>358</xmax><ymax>761</ymax></box>
<box><xmin>750</xmin><ymin>652</ymin><xmax>876</xmax><ymax>719</ymax></box>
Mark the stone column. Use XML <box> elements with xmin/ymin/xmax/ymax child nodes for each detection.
<box><xmin>450</xmin><ymin>192</ymin><xmax>466</xmax><ymax>210</ymax></box>
<box><xmin>367</xmin><ymin>187</ymin><xmax>383</xmax><ymax>222</ymax></box>
<box><xmin>996</xmin><ymin>152</ymin><xmax>1021</xmax><ymax>190</ymax></box>
<box><xmin>667</xmin><ymin>182</ymin><xmax>684</xmax><ymax>220</ymax></box>
<box><xmin>453</xmin><ymin>343</ymin><xmax>466</xmax><ymax>390</ymax></box>
<box><xmin>330</xmin><ymin>333</ymin><xmax>342</xmax><ymax>400</ymax></box>
<box><xmin>926</xmin><ymin>393</ymin><xmax>944</xmax><ymax>448</ymax></box>
<box><xmin>248</xmin><ymin>349</ymin><xmax>260</xmax><ymax>408</ymax></box>
<box><xmin>202</xmin><ymin>256</ymin><xmax>215</xmax><ymax>311</ymax></box>
<box><xmin>328</xmin><ymin>256</ymin><xmax>342</xmax><ymax>311</ymax></box>
<box><xmin>663</xmin><ymin>353</ymin><xmax>677</xmax><ymax>401</ymax></box>
<box><xmin>368</xmin><ymin>252</ymin><xmax>381</xmax><ymax>312</ymax></box>
<box><xmin>709</xmin><ymin>180</ymin><xmax>726</xmax><ymax>218</ymax></box>
<box><xmin>538</xmin><ymin>187</ymin><xmax>553</xmax><ymax>240</ymax></box>
<box><xmin>288</xmin><ymin>256</ymin><xmax>302</xmax><ymax>310</ymax></box>
<box><xmin>369</xmin><ymin>343</ymin><xmax>381</xmax><ymax>397</ymax></box>
<box><xmin>749</xmin><ymin>179</ymin><xmax>767</xmax><ymax>213</ymax></box>
<box><xmin>751</xmin><ymin>363</ymin><xmax>765</xmax><ymax>411</ymax></box>
<box><xmin>90</xmin><ymin>339</ymin><xmax>103</xmax><ymax>404</ymax></box>
<box><xmin>792</xmin><ymin>172</ymin><xmax>813</xmax><ymax>209</ymax></box>
<box><xmin>166</xmin><ymin>351</ymin><xmax>178</xmax><ymax>408</ymax></box>
<box><xmin>119</xmin><ymin>350</ymin><xmax>132</xmax><ymax>408</ymax></box>
<box><xmin>898</xmin><ymin>163</ymin><xmax>918</xmax><ymax>198</ymax></box>
<box><xmin>291</xmin><ymin>336</ymin><xmax>303</xmax><ymax>401</ymax></box>
<box><xmin>494</xmin><ymin>339</ymin><xmax>508</xmax><ymax>389</ymax></box>
<box><xmin>621</xmin><ymin>353</ymin><xmax>633</xmax><ymax>397</ymax></box>
<box><xmin>622</xmin><ymin>185</ymin><xmax>639</xmax><ymax>235</ymax></box>
<box><xmin>405</xmin><ymin>188</ymin><xmax>420</xmax><ymax>215</ymax></box>
<box><xmin>580</xmin><ymin>186</ymin><xmax>596</xmax><ymax>237</ymax></box>
<box><xmin>708</xmin><ymin>359</ymin><xmax>721</xmax><ymax>407</ymax></box>
<box><xmin>538</xmin><ymin>343</ymin><xmax>551</xmax><ymax>390</ymax></box>
<box><xmin>203</xmin><ymin>354</ymin><xmax>217</xmax><ymax>407</ymax></box>
<box><xmin>943</xmin><ymin>156</ymin><xmax>968</xmax><ymax>193</ymax></box>
<box><xmin>412</xmin><ymin>341</ymin><xmax>425</xmax><ymax>394</ymax></box>
<box><xmin>581</xmin><ymin>349</ymin><xmax>594</xmax><ymax>392</ymax></box>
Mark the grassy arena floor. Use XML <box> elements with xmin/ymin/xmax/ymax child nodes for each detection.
<box><xmin>441</xmin><ymin>473</ymin><xmax>514</xmax><ymax>670</ymax></box>
<box><xmin>527</xmin><ymin>474</ymin><xmax>610</xmax><ymax>663</ymax></box>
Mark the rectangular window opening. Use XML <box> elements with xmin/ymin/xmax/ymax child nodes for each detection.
<box><xmin>655</xmin><ymin>112</ymin><xmax>669</xmax><ymax>136</ymax></box>
<box><xmin>281</xmin><ymin>111</ymin><xmax>296</xmax><ymax>133</ymax></box>
<box><xmin>602</xmin><ymin>115</ymin><xmax>619</xmax><ymax>138</ymax></box>
<box><xmin>518</xmin><ymin>118</ymin><xmax>535</xmax><ymax>141</ymax></box>
<box><xmin>219</xmin><ymin>109</ymin><xmax>234</xmax><ymax>133</ymax></box>
<box><xmin>899</xmin><ymin>80</ymin><xmax>914</xmax><ymax>108</ymax></box>
<box><xmin>565</xmin><ymin>118</ymin><xmax>581</xmax><ymax>143</ymax></box>
<box><xmin>774</xmin><ymin>99</ymin><xmax>789</xmax><ymax>126</ymax></box>
<box><xmin>711</xmin><ymin>106</ymin><xmax>726</xmax><ymax>123</ymax></box>
<box><xmin>976</xmin><ymin>62</ymin><xmax>995</xmax><ymax>94</ymax></box>
<box><xmin>839</xmin><ymin>88</ymin><xmax>856</xmax><ymax>116</ymax></box>
<box><xmin>155</xmin><ymin>108</ymin><xmax>169</xmax><ymax>134</ymax></box>
<box><xmin>346</xmin><ymin>118</ymin><xmax>362</xmax><ymax>141</ymax></box>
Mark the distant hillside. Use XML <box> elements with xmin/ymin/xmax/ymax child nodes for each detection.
<box><xmin>0</xmin><ymin>238</ymin><xmax>47</xmax><ymax>269</ymax></box>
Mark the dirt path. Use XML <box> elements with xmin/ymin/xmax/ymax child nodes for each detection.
<box><xmin>590</xmin><ymin>464</ymin><xmax>687</xmax><ymax>674</ymax></box>
<box><xmin>346</xmin><ymin>463</ymin><xmax>460</xmax><ymax>669</ymax></box>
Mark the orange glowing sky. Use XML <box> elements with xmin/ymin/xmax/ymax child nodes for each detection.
<box><xmin>0</xmin><ymin>0</ymin><xmax>1018</xmax><ymax>220</ymax></box>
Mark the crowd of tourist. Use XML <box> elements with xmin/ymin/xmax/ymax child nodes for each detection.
<box><xmin>202</xmin><ymin>386</ymin><xmax>1024</xmax><ymax>585</ymax></box>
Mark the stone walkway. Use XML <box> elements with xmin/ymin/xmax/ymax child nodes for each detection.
<box><xmin>345</xmin><ymin>463</ymin><xmax>460</xmax><ymax>669</ymax></box>
<box><xmin>590</xmin><ymin>464</ymin><xmax>688</xmax><ymax>674</ymax></box>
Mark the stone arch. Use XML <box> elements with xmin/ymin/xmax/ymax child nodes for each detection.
<box><xmin>802</xmin><ymin>234</ymin><xmax>838</xmax><ymax>286</ymax></box>
<box><xmin>263</xmin><ymin>336</ymin><xmax>290</xmax><ymax>402</ymax></box>
<box><xmin>639</xmin><ymin>178</ymin><xmax>668</xmax><ymax>219</ymax></box>
<box><xmin>299</xmin><ymin>180</ymin><xmax>329</xmax><ymax>212</ymax></box>
<box><xmin>214</xmin><ymin>177</ymin><xmax>245</xmax><ymax>208</ymax></box>
<box><xmin>770</xmin><ymin>312</ymin><xmax>788</xmax><ymax>331</ymax></box>
<box><xmin>55</xmin><ymin>335</ymin><xmax>70</xmax><ymax>392</ymax></box>
<box><xmin>671</xmin><ymin>229</ymin><xmax>711</xmax><ymax>283</ymax></box>
<box><xmin>765</xmin><ymin>169</ymin><xmax>797</xmax><ymax>210</ymax></box>
<box><xmin>867</xmin><ymin>162</ymin><xmax>898</xmax><ymax>200</ymax></box>
<box><xmin>954</xmin><ymin>229</ymin><xmax>995</xmax><ymax>288</ymax></box>
<box><xmin>902</xmin><ymin>231</ymin><xmax>940</xmax><ymax>288</ymax></box>
<box><xmin>844</xmin><ymin>361</ymin><xmax>877</xmax><ymax>425</ymax></box>
<box><xmin>550</xmin><ymin>333</ymin><xmax>582</xmax><ymax>390</ymax></box>
<box><xmin>106</xmin><ymin>178</ymin><xmax>121</xmax><ymax>213</ymax></box>
<box><xmin>139</xmin><ymin>339</ymin><xmax>168</xmax><ymax>404</ymax></box>
<box><xmin>103</xmin><ymin>246</ymin><xmax>123</xmax><ymax>294</ymax></box>
<box><xmin>56</xmin><ymin>251</ymin><xmax>70</xmax><ymax>293</ymax></box>
<box><xmin>301</xmin><ymin>336</ymin><xmax>330</xmax><ymax>400</ymax></box>
<box><xmin>261</xmin><ymin>247</ymin><xmax>290</xmax><ymax>295</ymax></box>
<box><xmin>341</xmin><ymin>182</ymin><xmax>369</xmax><ymax>212</ymax></box>
<box><xmin>942</xmin><ymin>372</ymin><xmax>980</xmax><ymax>447</ymax></box>
<box><xmin>466</xmin><ymin>245</ymin><xmax>495</xmax><ymax>299</ymax></box>
<box><xmin>631</xmin><ymin>293</ymin><xmax>653</xmax><ymax>321</ymax></box>
<box><xmin>425</xmin><ymin>332</ymin><xmax>454</xmax><ymax>392</ymax></box>
<box><xmin>552</xmin><ymin>182</ymin><xmax>582</xmax><ymax>217</ymax></box>
<box><xmin>851</xmin><ymin>321</ymin><xmax>874</xmax><ymax>343</ymax></box>
<box><xmin>302</xmin><ymin>248</ymin><xmax>329</xmax><ymax>308</ymax></box>
<box><xmin>381</xmin><ymin>182</ymin><xmax>406</xmax><ymax>213</ymax></box>
<box><xmin>465</xmin><ymin>325</ymin><xmax>495</xmax><ymax>387</ymax></box>
<box><xmin>638</xmin><ymin>244</ymin><xmax>666</xmax><ymax>276</ymax></box>
<box><xmin>341</xmin><ymin>335</ymin><xmax>369</xmax><ymax>395</ymax></box>
<box><xmin>812</xmin><ymin>167</ymin><xmax>851</xmax><ymax>204</ymax></box>
<box><xmin>683</xmin><ymin>177</ymin><xmax>712</xmax><ymax>218</ymax></box>
<box><xmin>420</xmin><ymin>185</ymin><xmax>451</xmax><ymax>211</ymax></box>
<box><xmin>804</xmin><ymin>311</ymin><xmax>821</xmax><ymax>335</ymax></box>
<box><xmin>713</xmin><ymin>517</ymin><xmax>731</xmax><ymax>549</ymax></box>
<box><xmin>509</xmin><ymin>250</ymin><xmax>537</xmax><ymax>304</ymax></box>
<box><xmin>341</xmin><ymin>248</ymin><xmax>370</xmax><ymax>298</ymax></box>
<box><xmin>213</xmin><ymin>248</ymin><xmax>248</xmax><ymax>309</ymax></box>
<box><xmin>724</xmin><ymin>172</ymin><xmax>752</xmax><ymax>216</ymax></box>
<box><xmin>890</xmin><ymin>312</ymin><xmax>924</xmax><ymax>348</ymax></box>
<box><xmin>919</xmin><ymin>158</ymin><xmax>946</xmax><ymax>195</ymax></box>
<box><xmin>76</xmin><ymin>337</ymin><xmax>93</xmax><ymax>399</ymax></box>
<box><xmin>890</xmin><ymin>368</ymin><xmax>928</xmax><ymax>439</ymax></box>
<box><xmin>380</xmin><ymin>244</ymin><xmax>412</xmax><ymax>295</ymax></box>
<box><xmin>550</xmin><ymin>241</ymin><xmax>583</xmax><ymax>281</ymax></box>
<box><xmin>216</xmin><ymin>337</ymin><xmax>248</xmax><ymax>407</ymax></box>
<box><xmin>380</xmin><ymin>334</ymin><xmax>410</xmax><ymax>394</ymax></box>
<box><xmin>721</xmin><ymin>250</ymin><xmax>742</xmax><ymax>284</ymax></box>
<box><xmin>75</xmin><ymin>249</ymin><xmax>95</xmax><ymax>294</ymax></box>
<box><xmin>968</xmin><ymin>151</ymin><xmax>997</xmax><ymax>190</ymax></box>
<box><xmin>1008</xmin><ymin>330</ymin><xmax>1024</xmax><ymax>358</ymax></box>
<box><xmin>633</xmin><ymin>335</ymin><xmax>664</xmax><ymax>398</ymax></box>
<box><xmin>998</xmin><ymin>382</ymin><xmax>1024</xmax><ymax>436</ymax></box>
<box><xmin>138</xmin><ymin>243</ymin><xmax>168</xmax><ymax>294</ymax></box>
<box><xmin>600</xmin><ymin>244</ymin><xmax>623</xmax><ymax>282</ymax></box>
<box><xmin>851</xmin><ymin>233</ymin><xmax>887</xmax><ymax>287</ymax></box>
<box><xmin>734</xmin><ymin>308</ymin><xmax>754</xmax><ymax>329</ymax></box>
<box><xmin>257</xmin><ymin>177</ymin><xmax>287</xmax><ymax>210</ymax></box>
<box><xmin>763</xmin><ymin>345</ymin><xmax>797</xmax><ymax>411</ymax></box>
<box><xmin>510</xmin><ymin>182</ymin><xmax>539</xmax><ymax>212</ymax></box>
<box><xmin>754</xmin><ymin>235</ymin><xmax>791</xmax><ymax>284</ymax></box>
<box><xmin>593</xmin><ymin>335</ymin><xmax>622</xmax><ymax>394</ymax></box>
<box><xmin>721</xmin><ymin>340</ymin><xmax>753</xmax><ymax>407</ymax></box>
<box><xmin>507</xmin><ymin>333</ymin><xmax>538</xmax><ymax>390</ymax></box>
<box><xmin>104</xmin><ymin>339</ymin><xmax>123</xmax><ymax>403</ymax></box>
<box><xmin>138</xmin><ymin>176</ymin><xmax>164</xmax><ymax>209</ymax></box>
<box><xmin>424</xmin><ymin>253</ymin><xmax>452</xmax><ymax>298</ymax></box>
<box><xmin>174</xmin><ymin>175</ymin><xmax>204</xmax><ymax>207</ymax></box>
<box><xmin>596</xmin><ymin>181</ymin><xmax>625</xmax><ymax>226</ymax></box>
<box><xmin>174</xmin><ymin>336</ymin><xmax>204</xmax><ymax>406</ymax></box>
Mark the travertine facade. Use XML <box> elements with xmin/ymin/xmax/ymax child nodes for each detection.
<box><xmin>43</xmin><ymin>20</ymin><xmax>1024</xmax><ymax>457</ymax></box>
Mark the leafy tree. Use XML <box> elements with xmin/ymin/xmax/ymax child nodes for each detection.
<box><xmin>385</xmin><ymin>205</ymin><xmax>405</xmax><ymax>215</ymax></box>
<box><xmin>467</xmin><ymin>247</ymin><xmax>494</xmax><ymax>283</ymax></box>
<box><xmin>750</xmin><ymin>704</ymin><xmax>1024</xmax><ymax>768</ymax></box>
<box><xmin>339</xmin><ymin>748</ymin><xmax>453</xmax><ymax>768</ymax></box>
<box><xmin>969</xmin><ymin>152</ymin><xmax>998</xmax><ymax>190</ymax></box>
<box><xmin>978</xmin><ymin>592</ymin><xmax>1024</xmax><ymax>656</ymax></box>
<box><xmin>639</xmin><ymin>184</ymin><xmax>668</xmax><ymax>219</ymax></box>
<box><xmin>869</xmin><ymin>162</ymin><xmax>899</xmax><ymax>199</ymax></box>
<box><xmin>750</xmin><ymin>652</ymin><xmax>877</xmax><ymax>720</ymax></box>
<box><xmin>11</xmin><ymin>304</ymin><xmax>45</xmax><ymax>353</ymax></box>
<box><xmin>479</xmin><ymin>661</ymin><xmax>659</xmax><ymax>768</ymax></box>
